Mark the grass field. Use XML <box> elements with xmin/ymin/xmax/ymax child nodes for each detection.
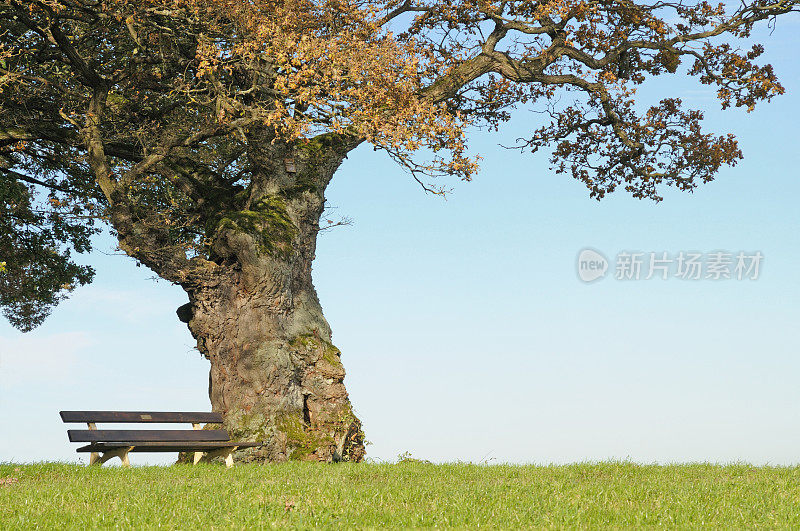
<box><xmin>1</xmin><ymin>461</ymin><xmax>799</xmax><ymax>528</ymax></box>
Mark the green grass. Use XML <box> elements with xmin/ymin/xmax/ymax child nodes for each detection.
<box><xmin>1</xmin><ymin>461</ymin><xmax>799</xmax><ymax>528</ymax></box>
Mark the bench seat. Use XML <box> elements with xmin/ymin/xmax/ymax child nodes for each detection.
<box><xmin>76</xmin><ymin>441</ymin><xmax>263</xmax><ymax>453</ymax></box>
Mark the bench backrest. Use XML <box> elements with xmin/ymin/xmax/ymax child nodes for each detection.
<box><xmin>67</xmin><ymin>429</ymin><xmax>230</xmax><ymax>442</ymax></box>
<box><xmin>60</xmin><ymin>411</ymin><xmax>223</xmax><ymax>424</ymax></box>
<box><xmin>61</xmin><ymin>411</ymin><xmax>229</xmax><ymax>443</ymax></box>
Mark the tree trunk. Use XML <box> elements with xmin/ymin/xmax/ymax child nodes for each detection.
<box><xmin>177</xmin><ymin>134</ymin><xmax>365</xmax><ymax>462</ymax></box>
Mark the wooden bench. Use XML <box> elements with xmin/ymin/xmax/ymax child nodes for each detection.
<box><xmin>60</xmin><ymin>411</ymin><xmax>261</xmax><ymax>468</ymax></box>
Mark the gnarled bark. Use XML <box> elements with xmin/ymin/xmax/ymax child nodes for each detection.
<box><xmin>176</xmin><ymin>134</ymin><xmax>365</xmax><ymax>462</ymax></box>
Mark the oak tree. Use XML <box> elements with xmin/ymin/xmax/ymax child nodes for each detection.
<box><xmin>1</xmin><ymin>0</ymin><xmax>795</xmax><ymax>461</ymax></box>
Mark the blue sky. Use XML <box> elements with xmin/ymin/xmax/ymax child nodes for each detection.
<box><xmin>1</xmin><ymin>17</ymin><xmax>799</xmax><ymax>466</ymax></box>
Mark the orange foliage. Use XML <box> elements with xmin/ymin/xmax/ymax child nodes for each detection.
<box><xmin>4</xmin><ymin>0</ymin><xmax>797</xmax><ymax>198</ymax></box>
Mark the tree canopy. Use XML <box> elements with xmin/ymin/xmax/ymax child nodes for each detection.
<box><xmin>1</xmin><ymin>0</ymin><xmax>796</xmax><ymax>330</ymax></box>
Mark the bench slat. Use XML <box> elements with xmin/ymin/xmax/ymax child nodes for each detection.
<box><xmin>76</xmin><ymin>441</ymin><xmax>262</xmax><ymax>452</ymax></box>
<box><xmin>67</xmin><ymin>429</ymin><xmax>230</xmax><ymax>443</ymax></box>
<box><xmin>60</xmin><ymin>411</ymin><xmax>223</xmax><ymax>424</ymax></box>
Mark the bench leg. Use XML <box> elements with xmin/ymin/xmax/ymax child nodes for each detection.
<box><xmin>91</xmin><ymin>446</ymin><xmax>134</xmax><ymax>467</ymax></box>
<box><xmin>87</xmin><ymin>423</ymin><xmax>100</xmax><ymax>465</ymax></box>
<box><xmin>191</xmin><ymin>423</ymin><xmax>204</xmax><ymax>465</ymax></box>
<box><xmin>201</xmin><ymin>446</ymin><xmax>238</xmax><ymax>468</ymax></box>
